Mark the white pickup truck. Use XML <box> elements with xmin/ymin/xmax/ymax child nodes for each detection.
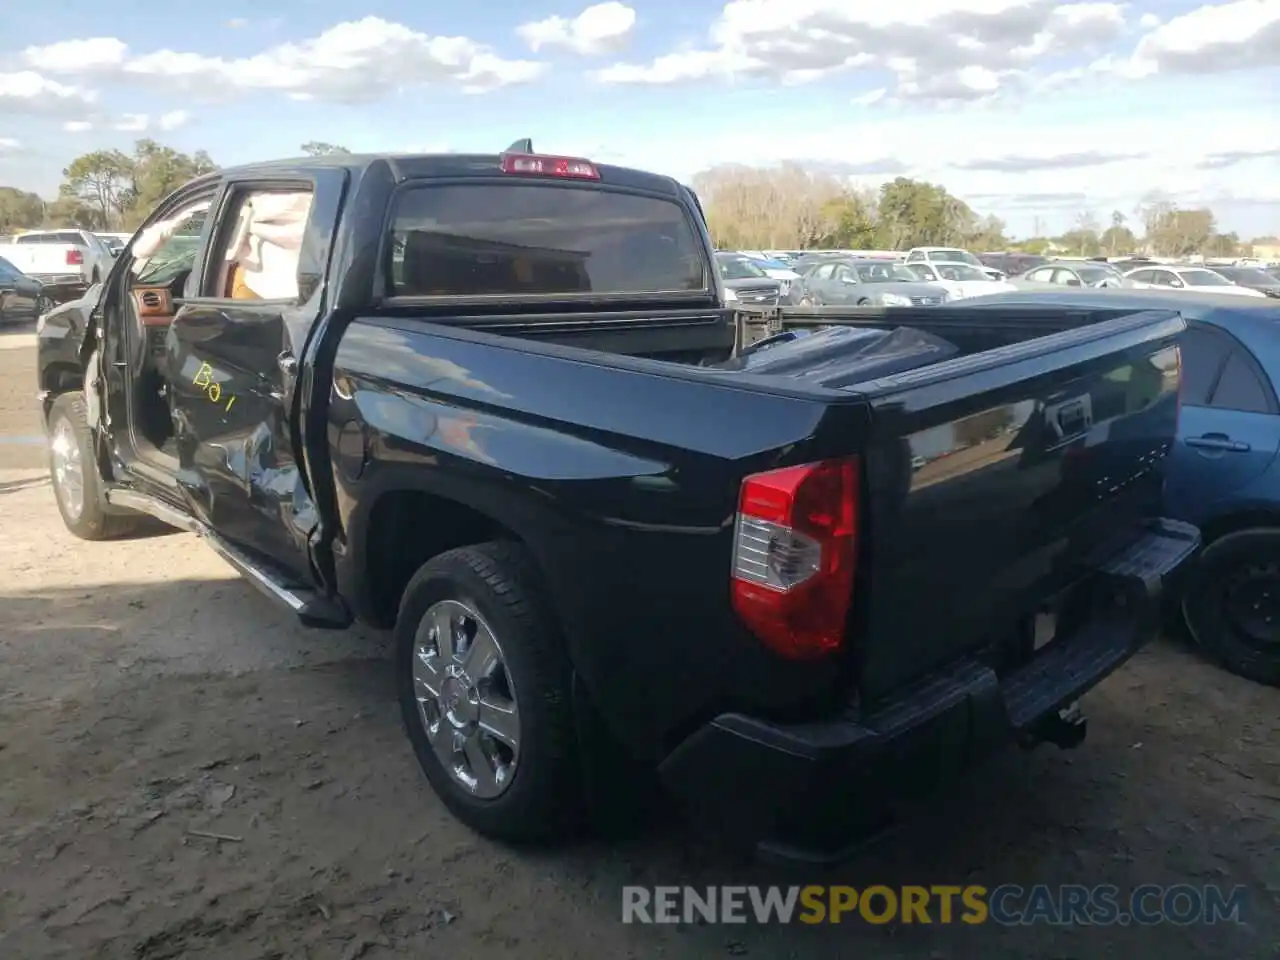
<box><xmin>0</xmin><ymin>229</ymin><xmax>116</xmax><ymax>297</ymax></box>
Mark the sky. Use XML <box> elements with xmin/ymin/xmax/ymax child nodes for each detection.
<box><xmin>0</xmin><ymin>0</ymin><xmax>1277</xmax><ymax>239</ymax></box>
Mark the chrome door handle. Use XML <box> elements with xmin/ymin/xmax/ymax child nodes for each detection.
<box><xmin>1186</xmin><ymin>434</ymin><xmax>1249</xmax><ymax>452</ymax></box>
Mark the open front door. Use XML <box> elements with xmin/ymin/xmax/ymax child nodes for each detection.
<box><xmin>166</xmin><ymin>171</ymin><xmax>344</xmax><ymax>585</ymax></box>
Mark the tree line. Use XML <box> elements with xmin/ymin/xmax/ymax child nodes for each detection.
<box><xmin>2</xmin><ymin>146</ymin><xmax>1273</xmax><ymax>259</ymax></box>
<box><xmin>691</xmin><ymin>163</ymin><xmax>1269</xmax><ymax>259</ymax></box>
<box><xmin>0</xmin><ymin>141</ymin><xmax>348</xmax><ymax>235</ymax></box>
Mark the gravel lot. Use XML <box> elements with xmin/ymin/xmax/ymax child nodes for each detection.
<box><xmin>1</xmin><ymin>322</ymin><xmax>1277</xmax><ymax>959</ymax></box>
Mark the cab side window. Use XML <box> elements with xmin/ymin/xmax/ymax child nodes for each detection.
<box><xmin>204</xmin><ymin>187</ymin><xmax>314</xmax><ymax>302</ymax></box>
<box><xmin>130</xmin><ymin>207</ymin><xmax>210</xmax><ymax>287</ymax></box>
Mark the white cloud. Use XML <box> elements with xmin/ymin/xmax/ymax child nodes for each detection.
<box><xmin>22</xmin><ymin>17</ymin><xmax>546</xmax><ymax>101</ymax></box>
<box><xmin>549</xmin><ymin>106</ymin><xmax>1280</xmax><ymax>227</ymax></box>
<box><xmin>115</xmin><ymin>113</ymin><xmax>148</xmax><ymax>132</ymax></box>
<box><xmin>24</xmin><ymin>37</ymin><xmax>129</xmax><ymax>73</ymax></box>
<box><xmin>517</xmin><ymin>2</ymin><xmax>637</xmax><ymax>55</ymax></box>
<box><xmin>0</xmin><ymin>70</ymin><xmax>96</xmax><ymax>118</ymax></box>
<box><xmin>1104</xmin><ymin>0</ymin><xmax>1280</xmax><ymax>78</ymax></box>
<box><xmin>595</xmin><ymin>0</ymin><xmax>1129</xmax><ymax>102</ymax></box>
<box><xmin>0</xmin><ymin>138</ymin><xmax>20</xmax><ymax>153</ymax></box>
<box><xmin>157</xmin><ymin>109</ymin><xmax>190</xmax><ymax>130</ymax></box>
<box><xmin>63</xmin><ymin>120</ymin><xmax>93</xmax><ymax>132</ymax></box>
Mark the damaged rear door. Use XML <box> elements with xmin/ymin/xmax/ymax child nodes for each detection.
<box><xmin>166</xmin><ymin>167</ymin><xmax>346</xmax><ymax>582</ymax></box>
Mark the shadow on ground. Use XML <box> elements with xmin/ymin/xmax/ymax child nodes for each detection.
<box><xmin>0</xmin><ymin>578</ymin><xmax>1275</xmax><ymax>960</ymax></box>
<box><xmin>0</xmin><ymin>475</ymin><xmax>48</xmax><ymax>496</ymax></box>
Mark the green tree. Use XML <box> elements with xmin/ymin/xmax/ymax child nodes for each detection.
<box><xmin>60</xmin><ymin>149</ymin><xmax>134</xmax><ymax>229</ymax></box>
<box><xmin>966</xmin><ymin>214</ymin><xmax>1008</xmax><ymax>251</ymax></box>
<box><xmin>121</xmin><ymin>139</ymin><xmax>217</xmax><ymax>228</ymax></box>
<box><xmin>1009</xmin><ymin>237</ymin><xmax>1053</xmax><ymax>254</ymax></box>
<box><xmin>55</xmin><ymin>141</ymin><xmax>219</xmax><ymax>231</ymax></box>
<box><xmin>1203</xmin><ymin>232</ymin><xmax>1241</xmax><ymax>258</ymax></box>
<box><xmin>876</xmin><ymin>178</ymin><xmax>976</xmax><ymax>249</ymax></box>
<box><xmin>814</xmin><ymin>193</ymin><xmax>879</xmax><ymax>248</ymax></box>
<box><xmin>42</xmin><ymin>196</ymin><xmax>99</xmax><ymax>229</ymax></box>
<box><xmin>0</xmin><ymin>187</ymin><xmax>45</xmax><ymax>232</ymax></box>
<box><xmin>1131</xmin><ymin>192</ymin><xmax>1215</xmax><ymax>256</ymax></box>
<box><xmin>1145</xmin><ymin>207</ymin><xmax>1215</xmax><ymax>257</ymax></box>
<box><xmin>300</xmin><ymin>141</ymin><xmax>351</xmax><ymax>156</ymax></box>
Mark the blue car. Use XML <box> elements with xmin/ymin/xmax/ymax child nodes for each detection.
<box><xmin>959</xmin><ymin>288</ymin><xmax>1280</xmax><ymax>685</ymax></box>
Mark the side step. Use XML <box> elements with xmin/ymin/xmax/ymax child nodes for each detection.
<box><xmin>106</xmin><ymin>488</ymin><xmax>352</xmax><ymax>629</ymax></box>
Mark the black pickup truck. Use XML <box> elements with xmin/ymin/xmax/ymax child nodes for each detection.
<box><xmin>36</xmin><ymin>147</ymin><xmax>1199</xmax><ymax>859</ymax></box>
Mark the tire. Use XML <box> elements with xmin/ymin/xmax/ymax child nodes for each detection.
<box><xmin>1182</xmin><ymin>528</ymin><xmax>1280</xmax><ymax>686</ymax></box>
<box><xmin>396</xmin><ymin>541</ymin><xmax>580</xmax><ymax>841</ymax></box>
<box><xmin>36</xmin><ymin>294</ymin><xmax>54</xmax><ymax>319</ymax></box>
<box><xmin>46</xmin><ymin>393</ymin><xmax>139</xmax><ymax>540</ymax></box>
<box><xmin>857</xmin><ymin>298</ymin><xmax>871</xmax><ymax>306</ymax></box>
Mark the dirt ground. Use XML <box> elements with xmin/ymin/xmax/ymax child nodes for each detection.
<box><xmin>1</xmin><ymin>323</ymin><xmax>1277</xmax><ymax>959</ymax></box>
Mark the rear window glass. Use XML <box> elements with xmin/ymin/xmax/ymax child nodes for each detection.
<box><xmin>17</xmin><ymin>232</ymin><xmax>83</xmax><ymax>244</ymax></box>
<box><xmin>388</xmin><ymin>184</ymin><xmax>707</xmax><ymax>298</ymax></box>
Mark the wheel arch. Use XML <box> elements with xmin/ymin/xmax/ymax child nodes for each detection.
<box><xmin>340</xmin><ymin>472</ymin><xmax>562</xmax><ymax>633</ymax></box>
<box><xmin>1198</xmin><ymin>507</ymin><xmax>1280</xmax><ymax>548</ymax></box>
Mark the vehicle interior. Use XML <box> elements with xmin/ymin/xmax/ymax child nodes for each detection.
<box><xmin>120</xmin><ymin>191</ymin><xmax>311</xmax><ymax>460</ymax></box>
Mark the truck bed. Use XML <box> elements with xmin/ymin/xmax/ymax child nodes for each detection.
<box><xmin>330</xmin><ymin>301</ymin><xmax>1183</xmax><ymax>745</ymax></box>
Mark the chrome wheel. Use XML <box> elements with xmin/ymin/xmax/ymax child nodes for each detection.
<box><xmin>49</xmin><ymin>416</ymin><xmax>85</xmax><ymax>522</ymax></box>
<box><xmin>36</xmin><ymin>295</ymin><xmax>53</xmax><ymax>317</ymax></box>
<box><xmin>412</xmin><ymin>599</ymin><xmax>520</xmax><ymax>798</ymax></box>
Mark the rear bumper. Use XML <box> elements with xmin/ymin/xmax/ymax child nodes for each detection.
<box><xmin>35</xmin><ymin>279</ymin><xmax>89</xmax><ymax>305</ymax></box>
<box><xmin>657</xmin><ymin>518</ymin><xmax>1200</xmax><ymax>862</ymax></box>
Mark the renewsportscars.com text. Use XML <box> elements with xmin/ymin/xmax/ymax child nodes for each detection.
<box><xmin>621</xmin><ymin>884</ymin><xmax>1248</xmax><ymax>926</ymax></box>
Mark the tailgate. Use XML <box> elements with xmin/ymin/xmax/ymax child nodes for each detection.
<box><xmin>851</xmin><ymin>309</ymin><xmax>1184</xmax><ymax>702</ymax></box>
<box><xmin>4</xmin><ymin>246</ymin><xmax>69</xmax><ymax>275</ymax></box>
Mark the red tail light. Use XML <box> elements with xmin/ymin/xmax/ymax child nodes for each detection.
<box><xmin>66</xmin><ymin>249</ymin><xmax>83</xmax><ymax>265</ymax></box>
<box><xmin>500</xmin><ymin>152</ymin><xmax>600</xmax><ymax>180</ymax></box>
<box><xmin>730</xmin><ymin>456</ymin><xmax>859</xmax><ymax>660</ymax></box>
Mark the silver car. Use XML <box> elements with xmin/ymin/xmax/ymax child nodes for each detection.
<box><xmin>1010</xmin><ymin>261</ymin><xmax>1125</xmax><ymax>289</ymax></box>
<box><xmin>715</xmin><ymin>253</ymin><xmax>782</xmax><ymax>307</ymax></box>
<box><xmin>792</xmin><ymin>258</ymin><xmax>948</xmax><ymax>307</ymax></box>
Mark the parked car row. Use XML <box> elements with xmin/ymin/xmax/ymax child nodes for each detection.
<box><xmin>716</xmin><ymin>247</ymin><xmax>1018</xmax><ymax>307</ymax></box>
<box><xmin>1012</xmin><ymin>260</ymin><xmax>1277</xmax><ymax>298</ymax></box>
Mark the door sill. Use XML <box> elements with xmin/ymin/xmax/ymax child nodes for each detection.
<box><xmin>125</xmin><ymin>446</ymin><xmax>181</xmax><ymax>488</ymax></box>
<box><xmin>105</xmin><ymin>488</ymin><xmax>352</xmax><ymax>630</ymax></box>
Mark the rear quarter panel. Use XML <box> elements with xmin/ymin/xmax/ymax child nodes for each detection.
<box><xmin>328</xmin><ymin>317</ymin><xmax>871</xmax><ymax>756</ymax></box>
